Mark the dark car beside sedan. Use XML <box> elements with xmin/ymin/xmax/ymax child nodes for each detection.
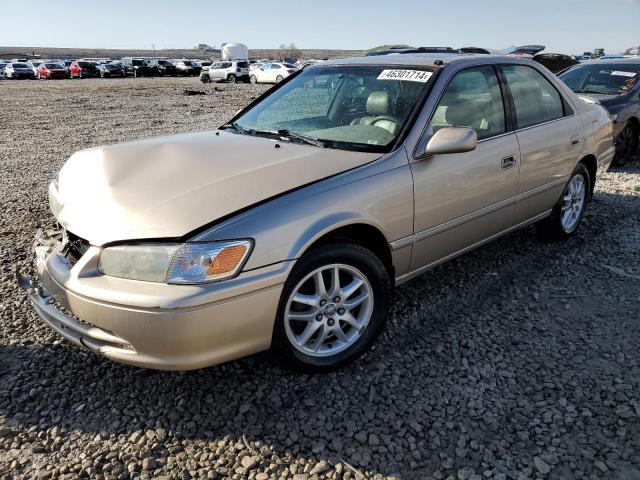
<box><xmin>560</xmin><ymin>58</ymin><xmax>640</xmax><ymax>165</ymax></box>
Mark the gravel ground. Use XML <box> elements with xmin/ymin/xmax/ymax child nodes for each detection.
<box><xmin>0</xmin><ymin>77</ymin><xmax>639</xmax><ymax>480</ymax></box>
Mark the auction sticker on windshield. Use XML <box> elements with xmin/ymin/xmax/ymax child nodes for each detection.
<box><xmin>377</xmin><ymin>69</ymin><xmax>433</xmax><ymax>82</ymax></box>
<box><xmin>611</xmin><ymin>71</ymin><xmax>637</xmax><ymax>77</ymax></box>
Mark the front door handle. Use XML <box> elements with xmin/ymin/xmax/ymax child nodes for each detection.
<box><xmin>571</xmin><ymin>135</ymin><xmax>581</xmax><ymax>146</ymax></box>
<box><xmin>501</xmin><ymin>156</ymin><xmax>516</xmax><ymax>169</ymax></box>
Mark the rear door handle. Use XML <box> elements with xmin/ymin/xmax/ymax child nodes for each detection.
<box><xmin>571</xmin><ymin>135</ymin><xmax>581</xmax><ymax>146</ymax></box>
<box><xmin>501</xmin><ymin>156</ymin><xmax>516</xmax><ymax>169</ymax></box>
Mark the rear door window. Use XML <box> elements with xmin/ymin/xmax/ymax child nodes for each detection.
<box><xmin>432</xmin><ymin>66</ymin><xmax>506</xmax><ymax>141</ymax></box>
<box><xmin>501</xmin><ymin>65</ymin><xmax>565</xmax><ymax>129</ymax></box>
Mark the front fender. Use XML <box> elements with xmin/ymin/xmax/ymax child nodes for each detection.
<box><xmin>191</xmin><ymin>147</ymin><xmax>414</xmax><ymax>274</ymax></box>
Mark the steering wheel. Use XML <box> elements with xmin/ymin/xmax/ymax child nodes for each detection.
<box><xmin>371</xmin><ymin>116</ymin><xmax>399</xmax><ymax>132</ymax></box>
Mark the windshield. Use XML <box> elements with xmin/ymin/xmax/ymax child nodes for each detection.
<box><xmin>45</xmin><ymin>63</ymin><xmax>62</xmax><ymax>69</ymax></box>
<box><xmin>560</xmin><ymin>63</ymin><xmax>640</xmax><ymax>95</ymax></box>
<box><xmin>79</xmin><ymin>61</ymin><xmax>96</xmax><ymax>68</ymax></box>
<box><xmin>13</xmin><ymin>63</ymin><xmax>29</xmax><ymax>68</ymax></box>
<box><xmin>233</xmin><ymin>65</ymin><xmax>434</xmax><ymax>152</ymax></box>
<box><xmin>158</xmin><ymin>60</ymin><xmax>172</xmax><ymax>65</ymax></box>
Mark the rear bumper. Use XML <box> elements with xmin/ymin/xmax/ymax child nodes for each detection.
<box><xmin>20</xmin><ymin>229</ymin><xmax>291</xmax><ymax>370</ymax></box>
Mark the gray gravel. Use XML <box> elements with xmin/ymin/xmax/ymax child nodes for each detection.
<box><xmin>1</xmin><ymin>77</ymin><xmax>640</xmax><ymax>480</ymax></box>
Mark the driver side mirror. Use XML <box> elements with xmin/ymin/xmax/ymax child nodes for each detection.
<box><xmin>422</xmin><ymin>127</ymin><xmax>477</xmax><ymax>156</ymax></box>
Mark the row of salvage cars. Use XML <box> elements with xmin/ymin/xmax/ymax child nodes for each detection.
<box><xmin>20</xmin><ymin>52</ymin><xmax>636</xmax><ymax>373</ymax></box>
<box><xmin>0</xmin><ymin>57</ymin><xmax>210</xmax><ymax>80</ymax></box>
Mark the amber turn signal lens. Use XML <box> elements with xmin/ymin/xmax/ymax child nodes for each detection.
<box><xmin>206</xmin><ymin>244</ymin><xmax>248</xmax><ymax>276</ymax></box>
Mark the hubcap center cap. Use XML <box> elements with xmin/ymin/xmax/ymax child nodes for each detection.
<box><xmin>324</xmin><ymin>304</ymin><xmax>337</xmax><ymax>317</ymax></box>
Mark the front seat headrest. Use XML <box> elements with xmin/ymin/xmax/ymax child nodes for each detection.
<box><xmin>366</xmin><ymin>91</ymin><xmax>390</xmax><ymax>115</ymax></box>
<box><xmin>444</xmin><ymin>99</ymin><xmax>483</xmax><ymax>128</ymax></box>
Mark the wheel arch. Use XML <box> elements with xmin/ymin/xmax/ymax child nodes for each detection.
<box><xmin>578</xmin><ymin>154</ymin><xmax>597</xmax><ymax>200</ymax></box>
<box><xmin>295</xmin><ymin>222</ymin><xmax>394</xmax><ymax>282</ymax></box>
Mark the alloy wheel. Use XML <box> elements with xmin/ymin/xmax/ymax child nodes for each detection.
<box><xmin>284</xmin><ymin>264</ymin><xmax>374</xmax><ymax>357</ymax></box>
<box><xmin>561</xmin><ymin>174</ymin><xmax>586</xmax><ymax>232</ymax></box>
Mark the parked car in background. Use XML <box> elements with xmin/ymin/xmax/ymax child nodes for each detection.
<box><xmin>37</xmin><ymin>62</ymin><xmax>68</xmax><ymax>79</ymax></box>
<box><xmin>174</xmin><ymin>60</ymin><xmax>202</xmax><ymax>76</ymax></box>
<box><xmin>96</xmin><ymin>62</ymin><xmax>126</xmax><ymax>78</ymax></box>
<box><xmin>204</xmin><ymin>60</ymin><xmax>249</xmax><ymax>83</ymax></box>
<box><xmin>533</xmin><ymin>53</ymin><xmax>578</xmax><ymax>73</ymax></box>
<box><xmin>27</xmin><ymin>60</ymin><xmax>44</xmax><ymax>75</ymax></box>
<box><xmin>22</xmin><ymin>54</ymin><xmax>613</xmax><ymax>372</ymax></box>
<box><xmin>69</xmin><ymin>60</ymin><xmax>99</xmax><ymax>78</ymax></box>
<box><xmin>150</xmin><ymin>59</ymin><xmax>177</xmax><ymax>76</ymax></box>
<box><xmin>121</xmin><ymin>58</ymin><xmax>156</xmax><ymax>77</ymax></box>
<box><xmin>249</xmin><ymin>62</ymin><xmax>297</xmax><ymax>84</ymax></box>
<box><xmin>4</xmin><ymin>63</ymin><xmax>36</xmax><ymax>79</ymax></box>
<box><xmin>299</xmin><ymin>60</ymin><xmax>320</xmax><ymax>69</ymax></box>
<box><xmin>560</xmin><ymin>58</ymin><xmax>640</xmax><ymax>165</ymax></box>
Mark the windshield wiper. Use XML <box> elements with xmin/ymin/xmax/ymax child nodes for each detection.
<box><xmin>220</xmin><ymin>122</ymin><xmax>251</xmax><ymax>135</ymax></box>
<box><xmin>276</xmin><ymin>129</ymin><xmax>326</xmax><ymax>148</ymax></box>
<box><xmin>573</xmin><ymin>89</ymin><xmax>608</xmax><ymax>95</ymax></box>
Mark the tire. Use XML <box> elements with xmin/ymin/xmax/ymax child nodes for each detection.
<box><xmin>536</xmin><ymin>163</ymin><xmax>590</xmax><ymax>239</ymax></box>
<box><xmin>275</xmin><ymin>75</ymin><xmax>283</xmax><ymax>83</ymax></box>
<box><xmin>270</xmin><ymin>242</ymin><xmax>391</xmax><ymax>372</ymax></box>
<box><xmin>79</xmin><ymin>71</ymin><xmax>83</xmax><ymax>79</ymax></box>
<box><xmin>613</xmin><ymin>122</ymin><xmax>639</xmax><ymax>166</ymax></box>
<box><xmin>227</xmin><ymin>74</ymin><xmax>236</xmax><ymax>84</ymax></box>
<box><xmin>249</xmin><ymin>75</ymin><xmax>257</xmax><ymax>84</ymax></box>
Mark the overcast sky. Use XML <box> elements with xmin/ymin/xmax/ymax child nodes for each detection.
<box><xmin>1</xmin><ymin>0</ymin><xmax>638</xmax><ymax>54</ymax></box>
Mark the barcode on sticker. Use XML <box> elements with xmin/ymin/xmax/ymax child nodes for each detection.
<box><xmin>611</xmin><ymin>71</ymin><xmax>637</xmax><ymax>77</ymax></box>
<box><xmin>377</xmin><ymin>69</ymin><xmax>433</xmax><ymax>82</ymax></box>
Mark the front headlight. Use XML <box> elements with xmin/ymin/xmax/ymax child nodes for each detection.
<box><xmin>98</xmin><ymin>240</ymin><xmax>253</xmax><ymax>284</ymax></box>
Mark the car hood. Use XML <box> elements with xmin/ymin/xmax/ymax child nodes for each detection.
<box><xmin>579</xmin><ymin>93</ymin><xmax>620</xmax><ymax>104</ymax></box>
<box><xmin>54</xmin><ymin>130</ymin><xmax>380</xmax><ymax>246</ymax></box>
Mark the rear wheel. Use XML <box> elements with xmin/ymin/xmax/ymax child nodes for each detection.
<box><xmin>271</xmin><ymin>243</ymin><xmax>391</xmax><ymax>372</ymax></box>
<box><xmin>536</xmin><ymin>163</ymin><xmax>590</xmax><ymax>239</ymax></box>
<box><xmin>227</xmin><ymin>74</ymin><xmax>236</xmax><ymax>84</ymax></box>
<box><xmin>613</xmin><ymin>122</ymin><xmax>639</xmax><ymax>166</ymax></box>
<box><xmin>275</xmin><ymin>75</ymin><xmax>283</xmax><ymax>83</ymax></box>
<box><xmin>249</xmin><ymin>75</ymin><xmax>257</xmax><ymax>84</ymax></box>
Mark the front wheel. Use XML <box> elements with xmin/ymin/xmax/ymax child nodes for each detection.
<box><xmin>613</xmin><ymin>123</ymin><xmax>639</xmax><ymax>166</ymax></box>
<box><xmin>536</xmin><ymin>163</ymin><xmax>590</xmax><ymax>239</ymax></box>
<box><xmin>271</xmin><ymin>243</ymin><xmax>391</xmax><ymax>372</ymax></box>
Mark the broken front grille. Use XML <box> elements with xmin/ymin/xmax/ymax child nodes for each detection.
<box><xmin>62</xmin><ymin>231</ymin><xmax>90</xmax><ymax>265</ymax></box>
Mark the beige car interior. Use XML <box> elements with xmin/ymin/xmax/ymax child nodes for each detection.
<box><xmin>432</xmin><ymin>69</ymin><xmax>506</xmax><ymax>140</ymax></box>
<box><xmin>350</xmin><ymin>91</ymin><xmax>400</xmax><ymax>135</ymax></box>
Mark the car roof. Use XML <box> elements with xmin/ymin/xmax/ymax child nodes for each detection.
<box><xmin>317</xmin><ymin>53</ymin><xmax>537</xmax><ymax>68</ymax></box>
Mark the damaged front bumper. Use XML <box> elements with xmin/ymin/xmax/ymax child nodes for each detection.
<box><xmin>19</xmin><ymin>228</ymin><xmax>289</xmax><ymax>370</ymax></box>
<box><xmin>18</xmin><ymin>229</ymin><xmax>136</xmax><ymax>355</ymax></box>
